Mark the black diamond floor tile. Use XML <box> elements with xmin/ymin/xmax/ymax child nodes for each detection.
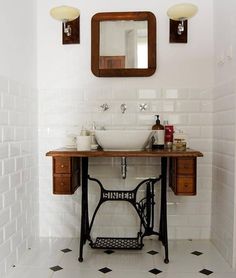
<box><xmin>99</xmin><ymin>267</ymin><xmax>112</xmax><ymax>274</ymax></box>
<box><xmin>199</xmin><ymin>269</ymin><xmax>213</xmax><ymax>275</ymax></box>
<box><xmin>147</xmin><ymin>250</ymin><xmax>159</xmax><ymax>255</ymax></box>
<box><xmin>61</xmin><ymin>248</ymin><xmax>72</xmax><ymax>253</ymax></box>
<box><xmin>149</xmin><ymin>268</ymin><xmax>162</xmax><ymax>275</ymax></box>
<box><xmin>191</xmin><ymin>251</ymin><xmax>203</xmax><ymax>256</ymax></box>
<box><xmin>104</xmin><ymin>250</ymin><xmax>114</xmax><ymax>254</ymax></box>
<box><xmin>50</xmin><ymin>265</ymin><xmax>63</xmax><ymax>272</ymax></box>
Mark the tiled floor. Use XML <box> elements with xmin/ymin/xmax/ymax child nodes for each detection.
<box><xmin>6</xmin><ymin>238</ymin><xmax>236</xmax><ymax>278</ymax></box>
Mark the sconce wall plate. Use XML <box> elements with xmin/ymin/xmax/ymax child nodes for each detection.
<box><xmin>169</xmin><ymin>19</ymin><xmax>187</xmax><ymax>43</ymax></box>
<box><xmin>62</xmin><ymin>16</ymin><xmax>80</xmax><ymax>44</ymax></box>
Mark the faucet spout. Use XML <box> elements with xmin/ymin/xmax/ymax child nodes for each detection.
<box><xmin>120</xmin><ymin>103</ymin><xmax>127</xmax><ymax>114</ymax></box>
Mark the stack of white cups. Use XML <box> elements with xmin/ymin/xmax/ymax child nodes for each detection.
<box><xmin>76</xmin><ymin>127</ymin><xmax>91</xmax><ymax>151</ymax></box>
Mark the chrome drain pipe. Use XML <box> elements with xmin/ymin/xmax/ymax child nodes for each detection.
<box><xmin>121</xmin><ymin>157</ymin><xmax>127</xmax><ymax>179</ymax></box>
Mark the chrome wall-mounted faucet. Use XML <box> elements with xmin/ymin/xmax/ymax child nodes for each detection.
<box><xmin>120</xmin><ymin>103</ymin><xmax>127</xmax><ymax>114</ymax></box>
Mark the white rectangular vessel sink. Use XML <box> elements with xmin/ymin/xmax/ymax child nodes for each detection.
<box><xmin>95</xmin><ymin>130</ymin><xmax>153</xmax><ymax>151</ymax></box>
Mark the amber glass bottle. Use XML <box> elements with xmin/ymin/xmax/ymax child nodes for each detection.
<box><xmin>152</xmin><ymin>115</ymin><xmax>164</xmax><ymax>149</ymax></box>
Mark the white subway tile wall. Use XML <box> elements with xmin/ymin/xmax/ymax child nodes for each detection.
<box><xmin>211</xmin><ymin>80</ymin><xmax>236</xmax><ymax>266</ymax></box>
<box><xmin>39</xmin><ymin>87</ymin><xmax>213</xmax><ymax>241</ymax></box>
<box><xmin>0</xmin><ymin>76</ymin><xmax>38</xmax><ymax>276</ymax></box>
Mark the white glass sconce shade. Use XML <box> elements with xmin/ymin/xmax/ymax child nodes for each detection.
<box><xmin>167</xmin><ymin>3</ymin><xmax>198</xmax><ymax>21</ymax></box>
<box><xmin>50</xmin><ymin>6</ymin><xmax>80</xmax><ymax>22</ymax></box>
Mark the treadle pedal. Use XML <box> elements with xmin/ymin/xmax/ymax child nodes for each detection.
<box><xmin>90</xmin><ymin>237</ymin><xmax>143</xmax><ymax>250</ymax></box>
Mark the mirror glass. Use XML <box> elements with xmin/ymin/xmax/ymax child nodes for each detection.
<box><xmin>91</xmin><ymin>12</ymin><xmax>156</xmax><ymax>77</ymax></box>
<box><xmin>100</xmin><ymin>20</ymin><xmax>148</xmax><ymax>69</ymax></box>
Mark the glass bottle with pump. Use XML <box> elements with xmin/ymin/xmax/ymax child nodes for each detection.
<box><xmin>152</xmin><ymin>115</ymin><xmax>164</xmax><ymax>149</ymax></box>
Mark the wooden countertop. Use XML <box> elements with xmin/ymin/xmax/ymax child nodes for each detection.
<box><xmin>46</xmin><ymin>148</ymin><xmax>203</xmax><ymax>158</ymax></box>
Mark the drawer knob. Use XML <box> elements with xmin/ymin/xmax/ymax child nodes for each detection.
<box><xmin>60</xmin><ymin>182</ymin><xmax>64</xmax><ymax>186</ymax></box>
<box><xmin>60</xmin><ymin>165</ymin><xmax>64</xmax><ymax>168</ymax></box>
<box><xmin>184</xmin><ymin>184</ymin><xmax>188</xmax><ymax>187</ymax></box>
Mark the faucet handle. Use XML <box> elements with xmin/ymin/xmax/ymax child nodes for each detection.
<box><xmin>100</xmin><ymin>103</ymin><xmax>109</xmax><ymax>112</ymax></box>
<box><xmin>139</xmin><ymin>103</ymin><xmax>148</xmax><ymax>111</ymax></box>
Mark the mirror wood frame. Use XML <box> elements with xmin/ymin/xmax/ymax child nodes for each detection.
<box><xmin>91</xmin><ymin>11</ymin><xmax>156</xmax><ymax>77</ymax></box>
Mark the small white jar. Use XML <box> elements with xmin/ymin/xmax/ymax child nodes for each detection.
<box><xmin>76</xmin><ymin>135</ymin><xmax>91</xmax><ymax>151</ymax></box>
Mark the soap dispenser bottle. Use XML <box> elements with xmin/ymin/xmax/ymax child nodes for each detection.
<box><xmin>152</xmin><ymin>115</ymin><xmax>164</xmax><ymax>149</ymax></box>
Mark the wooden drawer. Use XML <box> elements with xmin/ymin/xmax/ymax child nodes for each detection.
<box><xmin>54</xmin><ymin>157</ymin><xmax>71</xmax><ymax>174</ymax></box>
<box><xmin>176</xmin><ymin>177</ymin><xmax>195</xmax><ymax>194</ymax></box>
<box><xmin>176</xmin><ymin>158</ymin><xmax>195</xmax><ymax>174</ymax></box>
<box><xmin>53</xmin><ymin>175</ymin><xmax>72</xmax><ymax>194</ymax></box>
<box><xmin>52</xmin><ymin>157</ymin><xmax>80</xmax><ymax>195</ymax></box>
<box><xmin>169</xmin><ymin>157</ymin><xmax>197</xmax><ymax>195</ymax></box>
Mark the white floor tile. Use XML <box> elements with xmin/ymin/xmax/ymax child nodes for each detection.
<box><xmin>16</xmin><ymin>248</ymin><xmax>63</xmax><ymax>268</ymax></box>
<box><xmin>7</xmin><ymin>266</ymin><xmax>53</xmax><ymax>278</ymax></box>
<box><xmin>51</xmin><ymin>268</ymin><xmax>96</xmax><ymax>278</ymax></box>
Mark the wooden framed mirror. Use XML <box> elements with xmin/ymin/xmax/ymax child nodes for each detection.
<box><xmin>91</xmin><ymin>11</ymin><xmax>156</xmax><ymax>77</ymax></box>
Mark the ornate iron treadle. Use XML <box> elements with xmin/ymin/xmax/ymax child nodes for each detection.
<box><xmin>90</xmin><ymin>237</ymin><xmax>143</xmax><ymax>250</ymax></box>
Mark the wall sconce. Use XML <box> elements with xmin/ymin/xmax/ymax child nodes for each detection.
<box><xmin>167</xmin><ymin>3</ymin><xmax>198</xmax><ymax>43</ymax></box>
<box><xmin>50</xmin><ymin>5</ymin><xmax>80</xmax><ymax>44</ymax></box>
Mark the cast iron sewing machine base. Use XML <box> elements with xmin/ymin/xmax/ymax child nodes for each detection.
<box><xmin>78</xmin><ymin>157</ymin><xmax>169</xmax><ymax>264</ymax></box>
